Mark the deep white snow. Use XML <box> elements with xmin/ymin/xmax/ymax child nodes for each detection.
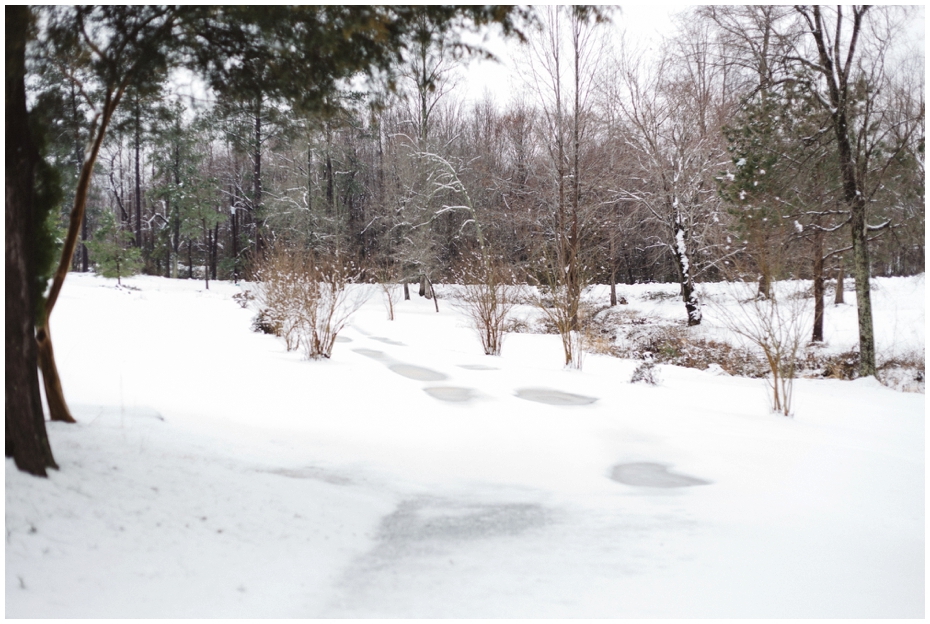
<box><xmin>5</xmin><ymin>273</ymin><xmax>925</xmax><ymax>618</ymax></box>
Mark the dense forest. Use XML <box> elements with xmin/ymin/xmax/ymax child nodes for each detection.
<box><xmin>36</xmin><ymin>7</ymin><xmax>923</xmax><ymax>291</ymax></box>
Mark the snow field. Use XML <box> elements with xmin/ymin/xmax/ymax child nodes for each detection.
<box><xmin>5</xmin><ymin>273</ymin><xmax>925</xmax><ymax>617</ymax></box>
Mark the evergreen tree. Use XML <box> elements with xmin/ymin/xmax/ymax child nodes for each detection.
<box><xmin>86</xmin><ymin>211</ymin><xmax>142</xmax><ymax>285</ymax></box>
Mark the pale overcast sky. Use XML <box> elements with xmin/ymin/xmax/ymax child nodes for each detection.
<box><xmin>453</xmin><ymin>4</ymin><xmax>693</xmax><ymax>107</ymax></box>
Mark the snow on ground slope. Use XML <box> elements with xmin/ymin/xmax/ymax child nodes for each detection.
<box><xmin>6</xmin><ymin>274</ymin><xmax>925</xmax><ymax>617</ymax></box>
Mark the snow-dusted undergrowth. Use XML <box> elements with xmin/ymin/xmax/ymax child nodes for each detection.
<box><xmin>6</xmin><ymin>273</ymin><xmax>924</xmax><ymax>617</ymax></box>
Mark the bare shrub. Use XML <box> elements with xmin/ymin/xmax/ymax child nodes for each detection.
<box><xmin>529</xmin><ymin>253</ymin><xmax>588</xmax><ymax>369</ymax></box>
<box><xmin>454</xmin><ymin>257</ymin><xmax>520</xmax><ymax>356</ymax></box>
<box><xmin>251</xmin><ymin>308</ymin><xmax>279</xmax><ymax>335</ymax></box>
<box><xmin>712</xmin><ymin>281</ymin><xmax>811</xmax><ymax>416</ymax></box>
<box><xmin>630</xmin><ymin>360</ymin><xmax>660</xmax><ymax>385</ymax></box>
<box><xmin>534</xmin><ymin>283</ymin><xmax>585</xmax><ymax>368</ymax></box>
<box><xmin>255</xmin><ymin>247</ymin><xmax>367</xmax><ymax>359</ymax></box>
<box><xmin>254</xmin><ymin>250</ymin><xmax>310</xmax><ymax>351</ymax></box>
<box><xmin>232</xmin><ymin>290</ymin><xmax>255</xmax><ymax>309</ymax></box>
<box><xmin>375</xmin><ymin>265</ymin><xmax>402</xmax><ymax>321</ymax></box>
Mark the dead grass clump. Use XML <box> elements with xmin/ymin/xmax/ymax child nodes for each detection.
<box><xmin>876</xmin><ymin>351</ymin><xmax>925</xmax><ymax>393</ymax></box>
<box><xmin>615</xmin><ymin>323</ymin><xmax>767</xmax><ymax>378</ymax></box>
<box><xmin>799</xmin><ymin>348</ymin><xmax>860</xmax><ymax>380</ymax></box>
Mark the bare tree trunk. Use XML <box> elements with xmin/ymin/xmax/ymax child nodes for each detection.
<box><xmin>211</xmin><ymin>221</ymin><xmax>219</xmax><ymax>281</ymax></box>
<box><xmin>803</xmin><ymin>5</ymin><xmax>875</xmax><ymax>375</ymax></box>
<box><xmin>230</xmin><ymin>184</ymin><xmax>239</xmax><ymax>282</ymax></box>
<box><xmin>253</xmin><ymin>97</ymin><xmax>265</xmax><ymax>258</ymax></box>
<box><xmin>426</xmin><ymin>276</ymin><xmax>439</xmax><ymax>312</ymax></box>
<box><xmin>609</xmin><ymin>236</ymin><xmax>617</xmax><ymax>306</ymax></box>
<box><xmin>36</xmin><ymin>74</ymin><xmax>125</xmax><ymax>424</ymax></box>
<box><xmin>835</xmin><ymin>264</ymin><xmax>845</xmax><ymax>304</ymax></box>
<box><xmin>673</xmin><ymin>221</ymin><xmax>701</xmax><ymax>326</ymax></box>
<box><xmin>171</xmin><ymin>144</ymin><xmax>180</xmax><ymax>278</ymax></box>
<box><xmin>403</xmin><ymin>282</ymin><xmax>410</xmax><ymax>300</ymax></box>
<box><xmin>71</xmin><ymin>82</ymin><xmax>89</xmax><ymax>272</ymax></box>
<box><xmin>203</xmin><ymin>219</ymin><xmax>210</xmax><ymax>290</ymax></box>
<box><xmin>812</xmin><ymin>229</ymin><xmax>825</xmax><ymax>343</ymax></box>
<box><xmin>134</xmin><ymin>106</ymin><xmax>142</xmax><ymax>247</ymax></box>
<box><xmin>6</xmin><ymin>8</ymin><xmax>59</xmax><ymax>474</ymax></box>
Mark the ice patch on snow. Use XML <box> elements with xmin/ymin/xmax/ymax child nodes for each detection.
<box><xmin>457</xmin><ymin>364</ymin><xmax>499</xmax><ymax>371</ymax></box>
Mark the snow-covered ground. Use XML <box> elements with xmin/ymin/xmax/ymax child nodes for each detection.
<box><xmin>6</xmin><ymin>273</ymin><xmax>925</xmax><ymax>618</ymax></box>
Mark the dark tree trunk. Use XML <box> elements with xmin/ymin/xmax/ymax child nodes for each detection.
<box><xmin>211</xmin><ymin>221</ymin><xmax>219</xmax><ymax>281</ymax></box>
<box><xmin>6</xmin><ymin>7</ymin><xmax>58</xmax><ymax>475</ymax></box>
<box><xmin>253</xmin><ymin>98</ymin><xmax>265</xmax><ymax>257</ymax></box>
<box><xmin>72</xmin><ymin>82</ymin><xmax>89</xmax><ymax>272</ymax></box>
<box><xmin>812</xmin><ymin>229</ymin><xmax>825</xmax><ymax>343</ymax></box>
<box><xmin>757</xmin><ymin>273</ymin><xmax>771</xmax><ymax>299</ymax></box>
<box><xmin>609</xmin><ymin>236</ymin><xmax>617</xmax><ymax>307</ymax></box>
<box><xmin>426</xmin><ymin>276</ymin><xmax>439</xmax><ymax>312</ymax></box>
<box><xmin>36</xmin><ymin>55</ymin><xmax>124</xmax><ymax>426</ymax></box>
<box><xmin>203</xmin><ymin>219</ymin><xmax>209</xmax><ymax>290</ymax></box>
<box><xmin>80</xmin><ymin>208</ymin><xmax>89</xmax><ymax>272</ymax></box>
<box><xmin>835</xmin><ymin>264</ymin><xmax>845</xmax><ymax>304</ymax></box>
<box><xmin>325</xmin><ymin>153</ymin><xmax>334</xmax><ymax>215</ymax></box>
<box><xmin>230</xmin><ymin>195</ymin><xmax>239</xmax><ymax>282</ymax></box>
<box><xmin>672</xmin><ymin>221</ymin><xmax>701</xmax><ymax>326</ymax></box>
<box><xmin>171</xmin><ymin>144</ymin><xmax>180</xmax><ymax>278</ymax></box>
<box><xmin>134</xmin><ymin>106</ymin><xmax>142</xmax><ymax>247</ymax></box>
<box><xmin>403</xmin><ymin>282</ymin><xmax>410</xmax><ymax>300</ymax></box>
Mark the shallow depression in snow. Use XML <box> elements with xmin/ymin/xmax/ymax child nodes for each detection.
<box><xmin>388</xmin><ymin>363</ymin><xmax>448</xmax><ymax>382</ymax></box>
<box><xmin>352</xmin><ymin>348</ymin><xmax>391</xmax><ymax>362</ymax></box>
<box><xmin>515</xmin><ymin>387</ymin><xmax>598</xmax><ymax>406</ymax></box>
<box><xmin>371</xmin><ymin>336</ymin><xmax>405</xmax><ymax>346</ymax></box>
<box><xmin>609</xmin><ymin>462</ymin><xmax>711</xmax><ymax>488</ymax></box>
<box><xmin>423</xmin><ymin>386</ymin><xmax>477</xmax><ymax>402</ymax></box>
